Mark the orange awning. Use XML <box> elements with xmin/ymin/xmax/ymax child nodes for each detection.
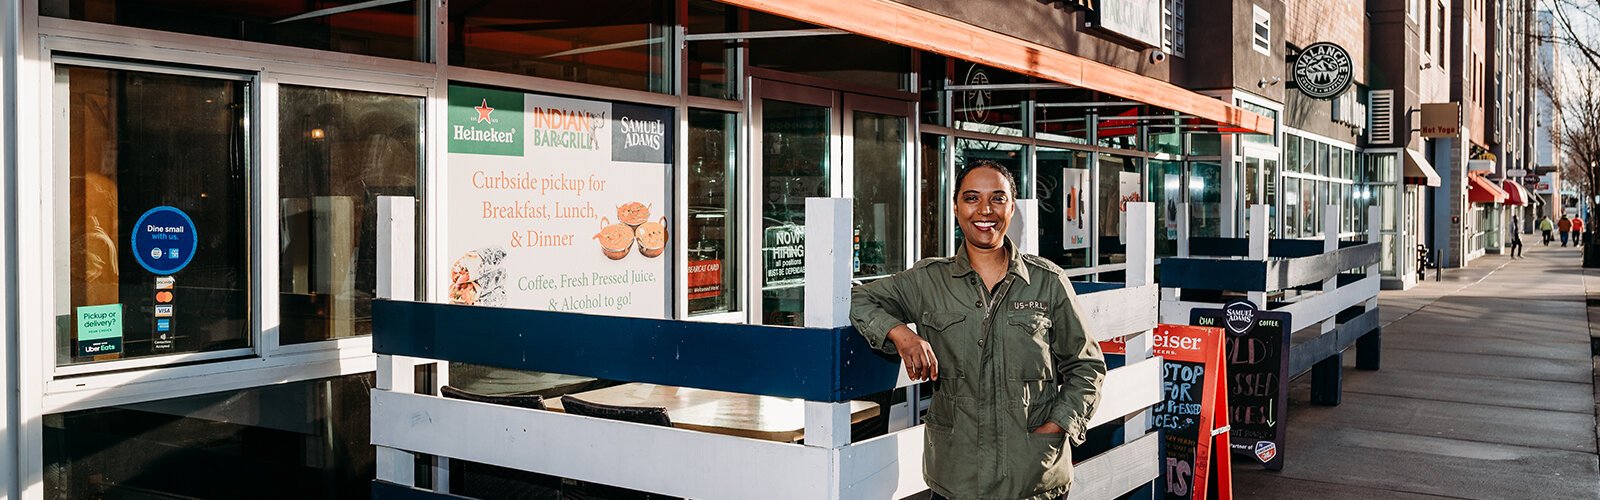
<box><xmin>1467</xmin><ymin>173</ymin><xmax>1508</xmax><ymax>204</ymax></box>
<box><xmin>716</xmin><ymin>0</ymin><xmax>1275</xmax><ymax>135</ymax></box>
<box><xmin>1500</xmin><ymin>180</ymin><xmax>1528</xmax><ymax>206</ymax></box>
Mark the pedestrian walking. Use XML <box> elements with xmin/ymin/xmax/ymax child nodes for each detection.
<box><xmin>1559</xmin><ymin>215</ymin><xmax>1573</xmax><ymax>247</ymax></box>
<box><xmin>1510</xmin><ymin>215</ymin><xmax>1524</xmax><ymax>258</ymax></box>
<box><xmin>1572</xmin><ymin>216</ymin><xmax>1585</xmax><ymax>247</ymax></box>
<box><xmin>851</xmin><ymin>161</ymin><xmax>1105</xmax><ymax>500</ymax></box>
<box><xmin>1541</xmin><ymin>215</ymin><xmax>1556</xmax><ymax>246</ymax></box>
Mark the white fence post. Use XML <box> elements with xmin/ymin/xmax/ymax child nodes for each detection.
<box><xmin>803</xmin><ymin>198</ymin><xmax>853</xmax><ymax>455</ymax></box>
<box><xmin>1122</xmin><ymin>202</ymin><xmax>1156</xmax><ymax>445</ymax></box>
<box><xmin>1322</xmin><ymin>205</ymin><xmax>1340</xmax><ymax>336</ymax></box>
<box><xmin>1247</xmin><ymin>204</ymin><xmax>1269</xmax><ymax>307</ymax></box>
<box><xmin>375</xmin><ymin>196</ymin><xmax>417</xmax><ymax>487</ymax></box>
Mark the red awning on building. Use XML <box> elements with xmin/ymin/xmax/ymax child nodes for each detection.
<box><xmin>1500</xmin><ymin>180</ymin><xmax>1528</xmax><ymax>206</ymax></box>
<box><xmin>1467</xmin><ymin>173</ymin><xmax>1508</xmax><ymax>204</ymax></box>
<box><xmin>715</xmin><ymin>0</ymin><xmax>1275</xmax><ymax>135</ymax></box>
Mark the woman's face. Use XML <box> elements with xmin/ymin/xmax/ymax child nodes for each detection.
<box><xmin>955</xmin><ymin>167</ymin><xmax>1015</xmax><ymax>252</ymax></box>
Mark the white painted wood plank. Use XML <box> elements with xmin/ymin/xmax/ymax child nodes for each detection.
<box><xmin>1008</xmin><ymin>199</ymin><xmax>1040</xmax><ymax>255</ymax></box>
<box><xmin>839</xmin><ymin>427</ymin><xmax>928</xmax><ymax>499</ymax></box>
<box><xmin>1279</xmin><ymin>275</ymin><xmax>1380</xmax><ymax>332</ymax></box>
<box><xmin>1126</xmin><ymin>202</ymin><xmax>1155</xmax><ymax>287</ymax></box>
<box><xmin>1078</xmin><ymin>284</ymin><xmax>1159</xmax><ymax>340</ymax></box>
<box><xmin>1088</xmin><ymin>356</ymin><xmax>1164</xmax><ymax>429</ymax></box>
<box><xmin>372</xmin><ymin>390</ymin><xmax>833</xmax><ymax>500</ymax></box>
<box><xmin>1068</xmin><ymin>431</ymin><xmax>1162</xmax><ymax>500</ymax></box>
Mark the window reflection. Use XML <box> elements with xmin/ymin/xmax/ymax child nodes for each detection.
<box><xmin>1036</xmin><ymin>148</ymin><xmax>1091</xmax><ymax>269</ymax></box>
<box><xmin>55</xmin><ymin>65</ymin><xmax>251</xmax><ymax>366</ymax></box>
<box><xmin>449</xmin><ymin>0</ymin><xmax>673</xmax><ymax>93</ymax></box>
<box><xmin>278</xmin><ymin>86</ymin><xmax>423</xmax><ymax>344</ymax></box>
<box><xmin>852</xmin><ymin>111</ymin><xmax>908</xmax><ymax>279</ymax></box>
<box><xmin>687</xmin><ymin>110</ymin><xmax>739</xmax><ymax>316</ymax></box>
<box><xmin>43</xmin><ymin>0</ymin><xmax>426</xmax><ymax>61</ymax></box>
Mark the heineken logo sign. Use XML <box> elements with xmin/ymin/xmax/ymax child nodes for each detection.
<box><xmin>449</xmin><ymin>85</ymin><xmax>524</xmax><ymax>156</ymax></box>
<box><xmin>1291</xmin><ymin>42</ymin><xmax>1353</xmax><ymax>100</ymax></box>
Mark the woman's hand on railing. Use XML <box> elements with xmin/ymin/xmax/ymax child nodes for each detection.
<box><xmin>887</xmin><ymin>325</ymin><xmax>938</xmax><ymax>381</ymax></box>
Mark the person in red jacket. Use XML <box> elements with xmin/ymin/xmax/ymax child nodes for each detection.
<box><xmin>1572</xmin><ymin>217</ymin><xmax>1585</xmax><ymax>247</ymax></box>
<box><xmin>1559</xmin><ymin>215</ymin><xmax>1573</xmax><ymax>247</ymax></box>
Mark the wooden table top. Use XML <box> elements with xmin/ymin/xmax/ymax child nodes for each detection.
<box><xmin>544</xmin><ymin>383</ymin><xmax>880</xmax><ymax>442</ymax></box>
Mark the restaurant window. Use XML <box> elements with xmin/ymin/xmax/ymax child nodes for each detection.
<box><xmin>449</xmin><ymin>0</ymin><xmax>674</xmax><ymax>93</ymax></box>
<box><xmin>749</xmin><ymin>12</ymin><xmax>911</xmax><ymax>92</ymax></box>
<box><xmin>920</xmin><ymin>52</ymin><xmax>950</xmax><ymax>127</ymax></box>
<box><xmin>42</xmin><ymin>0</ymin><xmax>426</xmax><ymax>62</ymax></box>
<box><xmin>44</xmin><ymin>373</ymin><xmax>376</xmax><ymax>499</ymax></box>
<box><xmin>1098</xmin><ymin>155</ymin><xmax>1142</xmax><ymax>264</ymax></box>
<box><xmin>1149</xmin><ymin>160</ymin><xmax>1183</xmax><ymax>257</ymax></box>
<box><xmin>687</xmin><ymin>110</ymin><xmax>740</xmax><ymax>316</ymax></box>
<box><xmin>1285</xmin><ymin>136</ymin><xmax>1300</xmax><ymax>173</ymax></box>
<box><xmin>919</xmin><ymin>134</ymin><xmax>948</xmax><ymax>259</ymax></box>
<box><xmin>1037</xmin><ymin>148</ymin><xmax>1092</xmax><ymax>269</ymax></box>
<box><xmin>1188</xmin><ymin>132</ymin><xmax>1222</xmax><ymax>157</ymax></box>
<box><xmin>852</xmin><ymin>110</ymin><xmax>909</xmax><ymax>279</ymax></box>
<box><xmin>686</xmin><ymin>0</ymin><xmax>739</xmax><ymax>100</ymax></box>
<box><xmin>1283</xmin><ymin>178</ymin><xmax>1300</xmax><ymax>237</ymax></box>
<box><xmin>953</xmin><ymin>63</ymin><xmax>1026</xmax><ymax>137</ymax></box>
<box><xmin>1189</xmin><ymin>162</ymin><xmax>1223</xmax><ymax>238</ymax></box>
<box><xmin>1264</xmin><ymin>163</ymin><xmax>1278</xmax><ymax>237</ymax></box>
<box><xmin>1237</xmin><ymin>100</ymin><xmax>1277</xmax><ymax>148</ymax></box>
<box><xmin>278</xmin><ymin>86</ymin><xmax>423</xmax><ymax>344</ymax></box>
<box><xmin>1035</xmin><ymin>90</ymin><xmax>1094</xmax><ymax>145</ymax></box>
<box><xmin>54</xmin><ymin>63</ymin><xmax>251</xmax><ymax>367</ymax></box>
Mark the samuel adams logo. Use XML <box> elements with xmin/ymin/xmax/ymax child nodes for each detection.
<box><xmin>1223</xmin><ymin>300</ymin><xmax>1258</xmax><ymax>336</ymax></box>
<box><xmin>1291</xmin><ymin>42</ymin><xmax>1353</xmax><ymax>100</ymax></box>
<box><xmin>611</xmin><ymin>103</ymin><xmax>672</xmax><ymax>164</ymax></box>
<box><xmin>449</xmin><ymin>85</ymin><xmax>524</xmax><ymax>156</ymax></box>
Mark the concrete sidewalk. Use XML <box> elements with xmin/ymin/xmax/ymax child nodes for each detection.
<box><xmin>1231</xmin><ymin>243</ymin><xmax>1600</xmax><ymax>499</ymax></box>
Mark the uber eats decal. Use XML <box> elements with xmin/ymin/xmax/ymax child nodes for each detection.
<box><xmin>446</xmin><ymin>85</ymin><xmax>673</xmax><ymax>319</ymax></box>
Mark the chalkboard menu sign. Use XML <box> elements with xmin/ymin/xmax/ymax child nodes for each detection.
<box><xmin>1192</xmin><ymin>300</ymin><xmax>1292</xmax><ymax>470</ymax></box>
<box><xmin>1153</xmin><ymin>324</ymin><xmax>1233</xmax><ymax>500</ymax></box>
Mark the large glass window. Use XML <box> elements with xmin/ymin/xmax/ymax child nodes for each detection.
<box><xmin>760</xmin><ymin>99</ymin><xmax>830</xmax><ymax>326</ymax></box>
<box><xmin>1036</xmin><ymin>148</ymin><xmax>1092</xmax><ymax>269</ymax></box>
<box><xmin>44</xmin><ymin>373</ymin><xmax>376</xmax><ymax>499</ymax></box>
<box><xmin>686</xmin><ymin>0</ymin><xmax>739</xmax><ymax>100</ymax></box>
<box><xmin>1285</xmin><ymin>136</ymin><xmax>1300</xmax><ymax>173</ymax></box>
<box><xmin>278</xmin><ymin>86</ymin><xmax>422</xmax><ymax>345</ymax></box>
<box><xmin>852</xmin><ymin>110</ymin><xmax>909</xmax><ymax>279</ymax></box>
<box><xmin>55</xmin><ymin>64</ymin><xmax>251</xmax><ymax>367</ymax></box>
<box><xmin>43</xmin><ymin>0</ymin><xmax>426</xmax><ymax>61</ymax></box>
<box><xmin>953</xmin><ymin>62</ymin><xmax>1026</xmax><ymax>137</ymax></box>
<box><xmin>1149</xmin><ymin>160</ymin><xmax>1183</xmax><ymax>257</ymax></box>
<box><xmin>919</xmin><ymin>134</ymin><xmax>948</xmax><ymax>259</ymax></box>
<box><xmin>1034</xmin><ymin>90</ymin><xmax>1094</xmax><ymax>145</ymax></box>
<box><xmin>748</xmin><ymin>12</ymin><xmax>910</xmax><ymax>91</ymax></box>
<box><xmin>687</xmin><ymin>110</ymin><xmax>740</xmax><ymax>316</ymax></box>
<box><xmin>1188</xmin><ymin>162</ymin><xmax>1223</xmax><ymax>238</ymax></box>
<box><xmin>449</xmin><ymin>0</ymin><xmax>673</xmax><ymax>93</ymax></box>
<box><xmin>1099</xmin><ymin>155</ymin><xmax>1142</xmax><ymax>264</ymax></box>
<box><xmin>1283</xmin><ymin>178</ymin><xmax>1300</xmax><ymax>238</ymax></box>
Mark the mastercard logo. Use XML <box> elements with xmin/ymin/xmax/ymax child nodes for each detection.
<box><xmin>155</xmin><ymin>291</ymin><xmax>173</xmax><ymax>303</ymax></box>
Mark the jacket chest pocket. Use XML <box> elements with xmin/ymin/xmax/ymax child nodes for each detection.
<box><xmin>919</xmin><ymin>311</ymin><xmax>971</xmax><ymax>379</ymax></box>
<box><xmin>1006</xmin><ymin>310</ymin><xmax>1054</xmax><ymax>381</ymax></box>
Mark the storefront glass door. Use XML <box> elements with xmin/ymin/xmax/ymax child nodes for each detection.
<box><xmin>751</xmin><ymin>80</ymin><xmax>913</xmax><ymax>326</ymax></box>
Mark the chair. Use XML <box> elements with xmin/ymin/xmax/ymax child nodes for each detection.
<box><xmin>556</xmin><ymin>396</ymin><xmax>677</xmax><ymax>500</ymax></box>
<box><xmin>441</xmin><ymin>385</ymin><xmax>548</xmax><ymax>410</ymax></box>
<box><xmin>558</xmin><ymin>396</ymin><xmax>671</xmax><ymax>427</ymax></box>
<box><xmin>441</xmin><ymin>386</ymin><xmax>560</xmax><ymax>498</ymax></box>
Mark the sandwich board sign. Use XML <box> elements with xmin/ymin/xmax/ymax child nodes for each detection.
<box><xmin>1192</xmin><ymin>300</ymin><xmax>1292</xmax><ymax>470</ymax></box>
<box><xmin>1153</xmin><ymin>324</ymin><xmax>1233</xmax><ymax>500</ymax></box>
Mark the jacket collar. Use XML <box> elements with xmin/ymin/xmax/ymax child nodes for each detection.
<box><xmin>950</xmin><ymin>237</ymin><xmax>1031</xmax><ymax>285</ymax></box>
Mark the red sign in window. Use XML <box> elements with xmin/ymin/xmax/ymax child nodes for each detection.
<box><xmin>687</xmin><ymin>260</ymin><xmax>723</xmax><ymax>300</ymax></box>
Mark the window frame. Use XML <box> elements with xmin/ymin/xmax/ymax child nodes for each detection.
<box><xmin>30</xmin><ymin>31</ymin><xmax>434</xmax><ymax>414</ymax></box>
<box><xmin>1251</xmin><ymin>5</ymin><xmax>1271</xmax><ymax>57</ymax></box>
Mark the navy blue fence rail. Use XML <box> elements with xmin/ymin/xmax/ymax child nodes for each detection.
<box><xmin>372</xmin><ymin>299</ymin><xmax>903</xmax><ymax>402</ymax></box>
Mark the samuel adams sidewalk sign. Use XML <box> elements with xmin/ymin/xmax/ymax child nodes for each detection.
<box><xmin>1150</xmin><ymin>324</ymin><xmax>1233</xmax><ymax>500</ymax></box>
<box><xmin>1192</xmin><ymin>300</ymin><xmax>1292</xmax><ymax>470</ymax></box>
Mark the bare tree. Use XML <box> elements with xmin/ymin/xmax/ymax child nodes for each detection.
<box><xmin>1536</xmin><ymin>0</ymin><xmax>1600</xmax><ymax>215</ymax></box>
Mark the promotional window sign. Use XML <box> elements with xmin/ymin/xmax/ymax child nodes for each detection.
<box><xmin>131</xmin><ymin>206</ymin><xmax>198</xmax><ymax>276</ymax></box>
<box><xmin>686</xmin><ymin>259</ymin><xmax>723</xmax><ymax>300</ymax></box>
<box><xmin>763</xmin><ymin>225</ymin><xmax>805</xmax><ymax>287</ymax></box>
<box><xmin>1153</xmin><ymin>324</ymin><xmax>1234</xmax><ymax>500</ymax></box>
<box><xmin>446</xmin><ymin>85</ymin><xmax>673</xmax><ymax>319</ymax></box>
<box><xmin>1192</xmin><ymin>300</ymin><xmax>1292</xmax><ymax>470</ymax></box>
<box><xmin>76</xmin><ymin>304</ymin><xmax>123</xmax><ymax>356</ymax></box>
<box><xmin>1062</xmin><ymin>168</ymin><xmax>1090</xmax><ymax>250</ymax></box>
